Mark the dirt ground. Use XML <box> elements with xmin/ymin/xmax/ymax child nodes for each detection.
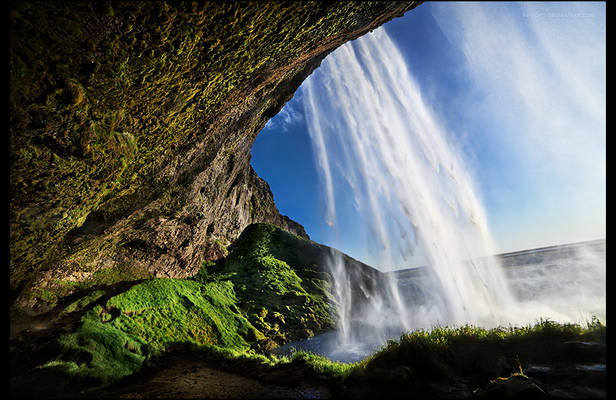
<box><xmin>94</xmin><ymin>359</ymin><xmax>330</xmax><ymax>399</ymax></box>
<box><xmin>87</xmin><ymin>349</ymin><xmax>332</xmax><ymax>399</ymax></box>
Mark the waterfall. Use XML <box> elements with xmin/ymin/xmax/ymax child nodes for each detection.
<box><xmin>302</xmin><ymin>27</ymin><xmax>518</xmax><ymax>353</ymax></box>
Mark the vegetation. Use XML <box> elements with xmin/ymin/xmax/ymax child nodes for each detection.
<box><xmin>40</xmin><ymin>309</ymin><xmax>151</xmax><ymax>385</ymax></box>
<box><xmin>23</xmin><ymin>222</ymin><xmax>605</xmax><ymax>395</ymax></box>
<box><xmin>208</xmin><ymin>223</ymin><xmax>337</xmax><ymax>343</ymax></box>
<box><xmin>30</xmin><ymin>223</ymin><xmax>338</xmax><ymax>388</ymax></box>
<box><xmin>337</xmin><ymin>318</ymin><xmax>606</xmax><ymax>397</ymax></box>
<box><xmin>356</xmin><ymin>318</ymin><xmax>605</xmax><ymax>376</ymax></box>
<box><xmin>36</xmin><ymin>261</ymin><xmax>606</xmax><ymax>393</ymax></box>
<box><xmin>41</xmin><ymin>278</ymin><xmax>259</xmax><ymax>386</ymax></box>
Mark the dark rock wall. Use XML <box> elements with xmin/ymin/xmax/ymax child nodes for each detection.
<box><xmin>10</xmin><ymin>1</ymin><xmax>419</xmax><ymax>309</ymax></box>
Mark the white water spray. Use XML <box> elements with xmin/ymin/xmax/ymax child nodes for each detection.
<box><xmin>302</xmin><ymin>28</ymin><xmax>519</xmax><ymax>353</ymax></box>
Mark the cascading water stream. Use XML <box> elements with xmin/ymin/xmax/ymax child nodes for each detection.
<box><xmin>302</xmin><ymin>27</ymin><xmax>518</xmax><ymax>354</ymax></box>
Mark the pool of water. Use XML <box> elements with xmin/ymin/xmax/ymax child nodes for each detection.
<box><xmin>270</xmin><ymin>330</ymin><xmax>387</xmax><ymax>363</ymax></box>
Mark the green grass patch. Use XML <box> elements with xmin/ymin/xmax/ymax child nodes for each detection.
<box><xmin>347</xmin><ymin>318</ymin><xmax>606</xmax><ymax>390</ymax></box>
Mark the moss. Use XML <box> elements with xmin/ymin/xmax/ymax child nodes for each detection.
<box><xmin>27</xmin><ymin>257</ymin><xmax>606</xmax><ymax>393</ymax></box>
<box><xmin>41</xmin><ymin>307</ymin><xmax>150</xmax><ymax>386</ymax></box>
<box><xmin>214</xmin><ymin>223</ymin><xmax>336</xmax><ymax>342</ymax></box>
<box><xmin>31</xmin><ymin>288</ymin><xmax>60</xmax><ymax>307</ymax></box>
<box><xmin>41</xmin><ymin>277</ymin><xmax>263</xmax><ymax>386</ymax></box>
<box><xmin>60</xmin><ymin>290</ymin><xmax>105</xmax><ymax>315</ymax></box>
<box><xmin>22</xmin><ymin>258</ymin><xmax>152</xmax><ymax>308</ymax></box>
<box><xmin>105</xmin><ymin>279</ymin><xmax>257</xmax><ymax>351</ymax></box>
<box><xmin>30</xmin><ymin>222</ymin><xmax>346</xmax><ymax>387</ymax></box>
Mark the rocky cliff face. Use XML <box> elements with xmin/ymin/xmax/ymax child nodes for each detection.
<box><xmin>10</xmin><ymin>1</ymin><xmax>419</xmax><ymax>311</ymax></box>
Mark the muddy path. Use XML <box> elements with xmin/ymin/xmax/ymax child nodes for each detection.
<box><xmin>88</xmin><ymin>349</ymin><xmax>333</xmax><ymax>399</ymax></box>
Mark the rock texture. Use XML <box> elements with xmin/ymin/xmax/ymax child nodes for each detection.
<box><xmin>10</xmin><ymin>2</ymin><xmax>419</xmax><ymax>310</ymax></box>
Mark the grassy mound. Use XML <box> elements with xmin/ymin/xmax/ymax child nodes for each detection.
<box><xmin>205</xmin><ymin>223</ymin><xmax>338</xmax><ymax>343</ymax></box>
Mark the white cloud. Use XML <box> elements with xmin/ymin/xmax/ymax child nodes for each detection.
<box><xmin>263</xmin><ymin>98</ymin><xmax>304</xmax><ymax>132</ymax></box>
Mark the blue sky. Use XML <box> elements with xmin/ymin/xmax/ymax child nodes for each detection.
<box><xmin>251</xmin><ymin>2</ymin><xmax>605</xmax><ymax>265</ymax></box>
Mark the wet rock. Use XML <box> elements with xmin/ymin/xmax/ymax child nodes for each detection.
<box><xmin>255</xmin><ymin>338</ymin><xmax>279</xmax><ymax>352</ymax></box>
<box><xmin>562</xmin><ymin>341</ymin><xmax>606</xmax><ymax>362</ymax></box>
<box><xmin>478</xmin><ymin>374</ymin><xmax>546</xmax><ymax>399</ymax></box>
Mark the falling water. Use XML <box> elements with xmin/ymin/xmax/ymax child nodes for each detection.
<box><xmin>302</xmin><ymin>27</ymin><xmax>519</xmax><ymax>356</ymax></box>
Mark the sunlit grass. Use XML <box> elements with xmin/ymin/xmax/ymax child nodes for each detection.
<box><xmin>149</xmin><ymin>318</ymin><xmax>605</xmax><ymax>384</ymax></box>
<box><xmin>347</xmin><ymin>318</ymin><xmax>605</xmax><ymax>386</ymax></box>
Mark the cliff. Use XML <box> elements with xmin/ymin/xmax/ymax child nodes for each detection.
<box><xmin>10</xmin><ymin>1</ymin><xmax>419</xmax><ymax>311</ymax></box>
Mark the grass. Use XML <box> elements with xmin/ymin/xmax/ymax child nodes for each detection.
<box><xmin>288</xmin><ymin>350</ymin><xmax>359</xmax><ymax>379</ymax></box>
<box><xmin>119</xmin><ymin>318</ymin><xmax>612</xmax><ymax>390</ymax></box>
<box><xmin>339</xmin><ymin>318</ymin><xmax>606</xmax><ymax>396</ymax></box>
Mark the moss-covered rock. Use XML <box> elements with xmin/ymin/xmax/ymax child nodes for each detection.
<box><xmin>195</xmin><ymin>222</ymin><xmax>385</xmax><ymax>345</ymax></box>
<box><xmin>10</xmin><ymin>0</ymin><xmax>418</xmax><ymax>312</ymax></box>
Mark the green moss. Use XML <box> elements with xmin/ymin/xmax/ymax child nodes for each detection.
<box><xmin>105</xmin><ymin>279</ymin><xmax>258</xmax><ymax>350</ymax></box>
<box><xmin>215</xmin><ymin>223</ymin><xmax>336</xmax><ymax>342</ymax></box>
<box><xmin>30</xmin><ymin>222</ymin><xmax>345</xmax><ymax>387</ymax></box>
<box><xmin>31</xmin><ymin>288</ymin><xmax>60</xmax><ymax>307</ymax></box>
<box><xmin>41</xmin><ymin>277</ymin><xmax>264</xmax><ymax>386</ymax></box>
<box><xmin>42</xmin><ymin>307</ymin><xmax>150</xmax><ymax>385</ymax></box>
<box><xmin>61</xmin><ymin>290</ymin><xmax>105</xmax><ymax>315</ymax></box>
<box><xmin>30</xmin><ymin>261</ymin><xmax>607</xmax><ymax>393</ymax></box>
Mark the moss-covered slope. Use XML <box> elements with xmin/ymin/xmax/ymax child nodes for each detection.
<box><xmin>10</xmin><ymin>223</ymin><xmax>384</xmax><ymax>394</ymax></box>
<box><xmin>10</xmin><ymin>1</ymin><xmax>419</xmax><ymax>311</ymax></box>
<box><xmin>206</xmin><ymin>223</ymin><xmax>383</xmax><ymax>344</ymax></box>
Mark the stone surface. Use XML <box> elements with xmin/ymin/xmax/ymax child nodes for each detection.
<box><xmin>480</xmin><ymin>374</ymin><xmax>546</xmax><ymax>399</ymax></box>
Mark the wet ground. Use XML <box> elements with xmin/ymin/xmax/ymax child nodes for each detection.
<box><xmin>89</xmin><ymin>348</ymin><xmax>332</xmax><ymax>399</ymax></box>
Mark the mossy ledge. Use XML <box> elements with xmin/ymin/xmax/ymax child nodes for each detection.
<box><xmin>9</xmin><ymin>223</ymin><xmax>384</xmax><ymax>395</ymax></box>
<box><xmin>10</xmin><ymin>1</ymin><xmax>419</xmax><ymax>312</ymax></box>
